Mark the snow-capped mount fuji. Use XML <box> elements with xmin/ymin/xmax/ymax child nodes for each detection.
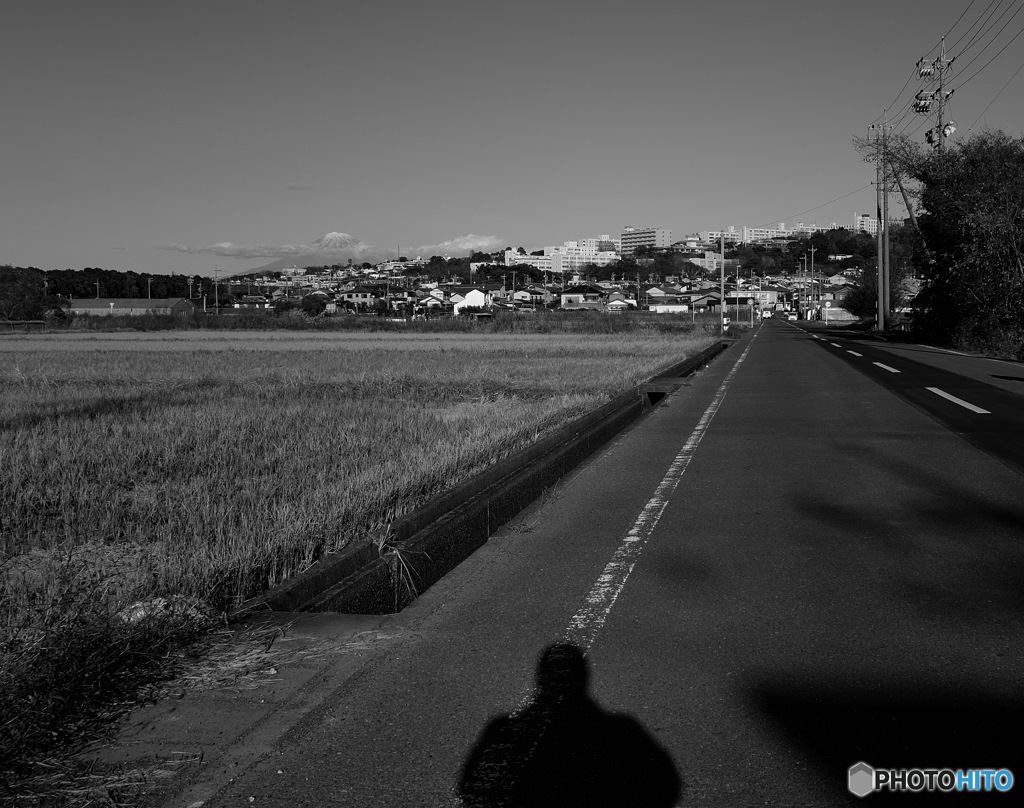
<box><xmin>313</xmin><ymin>232</ymin><xmax>360</xmax><ymax>250</ymax></box>
<box><xmin>243</xmin><ymin>232</ymin><xmax>368</xmax><ymax>274</ymax></box>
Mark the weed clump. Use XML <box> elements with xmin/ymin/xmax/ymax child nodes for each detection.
<box><xmin>0</xmin><ymin>545</ymin><xmax>217</xmax><ymax>794</ymax></box>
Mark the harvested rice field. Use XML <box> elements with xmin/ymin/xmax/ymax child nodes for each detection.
<box><xmin>1</xmin><ymin>330</ymin><xmax>716</xmax><ymax>612</ymax></box>
<box><xmin>1</xmin><ymin>327</ymin><xmax>717</xmax><ymax>786</ymax></box>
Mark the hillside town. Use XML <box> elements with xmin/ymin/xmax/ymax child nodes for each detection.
<box><xmin>57</xmin><ymin>221</ymin><xmax>896</xmax><ymax>324</ymax></box>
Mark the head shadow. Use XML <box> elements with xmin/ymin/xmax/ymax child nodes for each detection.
<box><xmin>458</xmin><ymin>641</ymin><xmax>683</xmax><ymax>807</ymax></box>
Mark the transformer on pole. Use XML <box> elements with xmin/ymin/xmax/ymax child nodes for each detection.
<box><xmin>916</xmin><ymin>38</ymin><xmax>955</xmax><ymax>150</ymax></box>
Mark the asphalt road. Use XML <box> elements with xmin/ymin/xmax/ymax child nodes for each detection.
<box><xmin>795</xmin><ymin>322</ymin><xmax>1024</xmax><ymax>476</ymax></box>
<box><xmin>195</xmin><ymin>320</ymin><xmax>1024</xmax><ymax>807</ymax></box>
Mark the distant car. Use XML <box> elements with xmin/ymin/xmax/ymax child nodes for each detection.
<box><xmin>787</xmin><ymin>313</ymin><xmax>798</xmax><ymax>321</ymax></box>
<box><xmin>761</xmin><ymin>310</ymin><xmax>774</xmax><ymax>319</ymax></box>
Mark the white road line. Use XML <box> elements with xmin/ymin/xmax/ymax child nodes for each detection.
<box><xmin>561</xmin><ymin>336</ymin><xmax>756</xmax><ymax>655</ymax></box>
<box><xmin>468</xmin><ymin>338</ymin><xmax>758</xmax><ymax>797</ymax></box>
<box><xmin>848</xmin><ymin>350</ymin><xmax>863</xmax><ymax>357</ymax></box>
<box><xmin>873</xmin><ymin>362</ymin><xmax>900</xmax><ymax>373</ymax></box>
<box><xmin>926</xmin><ymin>387</ymin><xmax>991</xmax><ymax>414</ymax></box>
<box><xmin>830</xmin><ymin>342</ymin><xmax>842</xmax><ymax>347</ymax></box>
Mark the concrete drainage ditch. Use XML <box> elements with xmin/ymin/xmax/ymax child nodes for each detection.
<box><xmin>235</xmin><ymin>341</ymin><xmax>730</xmax><ymax>617</ymax></box>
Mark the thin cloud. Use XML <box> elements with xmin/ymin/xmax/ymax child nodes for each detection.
<box><xmin>413</xmin><ymin>234</ymin><xmax>505</xmax><ymax>256</ymax></box>
<box><xmin>156</xmin><ymin>233</ymin><xmax>505</xmax><ymax>263</ymax></box>
<box><xmin>156</xmin><ymin>242</ymin><xmax>314</xmax><ymax>259</ymax></box>
<box><xmin>286</xmin><ymin>183</ymin><xmax>313</xmax><ymax>190</ymax></box>
<box><xmin>155</xmin><ymin>240</ymin><xmax>382</xmax><ymax>262</ymax></box>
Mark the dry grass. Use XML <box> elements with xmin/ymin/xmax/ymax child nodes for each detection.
<box><xmin>0</xmin><ymin>328</ymin><xmax>715</xmax><ymax>798</ymax></box>
<box><xmin>1</xmin><ymin>332</ymin><xmax>714</xmax><ymax>610</ymax></box>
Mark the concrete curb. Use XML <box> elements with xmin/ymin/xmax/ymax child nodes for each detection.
<box><xmin>236</xmin><ymin>340</ymin><xmax>730</xmax><ymax>616</ymax></box>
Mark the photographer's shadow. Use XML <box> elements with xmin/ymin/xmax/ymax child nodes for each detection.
<box><xmin>459</xmin><ymin>642</ymin><xmax>683</xmax><ymax>807</ymax></box>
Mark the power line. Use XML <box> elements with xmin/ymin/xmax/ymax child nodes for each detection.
<box><xmin>957</xmin><ymin>0</ymin><xmax>1020</xmax><ymax>57</ymax></box>
<box><xmin>753</xmin><ymin>185</ymin><xmax>875</xmax><ymax>231</ymax></box>
<box><xmin>871</xmin><ymin>70</ymin><xmax>918</xmax><ymax>127</ymax></box>
<box><xmin>885</xmin><ymin>1</ymin><xmax>1021</xmax><ymax>142</ymax></box>
<box><xmin>950</xmin><ymin>5</ymin><xmax>1024</xmax><ymax>90</ymax></box>
<box><xmin>966</xmin><ymin>55</ymin><xmax>1024</xmax><ymax>131</ymax></box>
<box><xmin>913</xmin><ymin>39</ymin><xmax>957</xmax><ymax>149</ymax></box>
<box><xmin>949</xmin><ymin>0</ymin><xmax>1008</xmax><ymax>53</ymax></box>
<box><xmin>945</xmin><ymin>0</ymin><xmax>980</xmax><ymax>40</ymax></box>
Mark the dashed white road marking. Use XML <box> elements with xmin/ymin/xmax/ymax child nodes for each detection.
<box><xmin>926</xmin><ymin>387</ymin><xmax>991</xmax><ymax>414</ymax></box>
<box><xmin>830</xmin><ymin>342</ymin><xmax>842</xmax><ymax>347</ymax></box>
<box><xmin>848</xmin><ymin>350</ymin><xmax>863</xmax><ymax>357</ymax></box>
<box><xmin>873</xmin><ymin>362</ymin><xmax>900</xmax><ymax>373</ymax></box>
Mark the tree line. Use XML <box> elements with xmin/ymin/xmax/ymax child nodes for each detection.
<box><xmin>855</xmin><ymin>127</ymin><xmax>1024</xmax><ymax>358</ymax></box>
<box><xmin>0</xmin><ymin>266</ymin><xmax>228</xmax><ymax>320</ymax></box>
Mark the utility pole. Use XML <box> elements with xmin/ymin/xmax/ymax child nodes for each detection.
<box><xmin>872</xmin><ymin>121</ymin><xmax>886</xmax><ymax>331</ymax></box>
<box><xmin>799</xmin><ymin>255</ymin><xmax>806</xmax><ymax>317</ymax></box>
<box><xmin>882</xmin><ymin>120</ymin><xmax>891</xmax><ymax>322</ymax></box>
<box><xmin>720</xmin><ymin>232</ymin><xmax>726</xmax><ymax>335</ymax></box>
<box><xmin>808</xmin><ymin>245</ymin><xmax>816</xmax><ymax>320</ymax></box>
<box><xmin>214</xmin><ymin>265</ymin><xmax>220</xmax><ymax>314</ymax></box>
<box><xmin>915</xmin><ymin>38</ymin><xmax>955</xmax><ymax>151</ymax></box>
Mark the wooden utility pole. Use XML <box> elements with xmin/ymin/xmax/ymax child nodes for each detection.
<box><xmin>875</xmin><ymin>123</ymin><xmax>886</xmax><ymax>331</ymax></box>
<box><xmin>808</xmin><ymin>245</ymin><xmax>817</xmax><ymax>320</ymax></box>
<box><xmin>882</xmin><ymin>120</ymin><xmax>891</xmax><ymax>322</ymax></box>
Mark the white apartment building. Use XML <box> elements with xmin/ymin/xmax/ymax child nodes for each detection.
<box><xmin>620</xmin><ymin>226</ymin><xmax>672</xmax><ymax>256</ymax></box>
<box><xmin>700</xmin><ymin>227</ymin><xmax>744</xmax><ymax>245</ymax></box>
<box><xmin>701</xmin><ymin>222</ymin><xmax>844</xmax><ymax>245</ymax></box>
<box><xmin>701</xmin><ymin>213</ymin><xmax>911</xmax><ymax>245</ymax></box>
<box><xmin>504</xmin><ymin>237</ymin><xmax>619</xmax><ymax>273</ymax></box>
<box><xmin>852</xmin><ymin>212</ymin><xmax>901</xmax><ymax>235</ymax></box>
<box><xmin>578</xmin><ymin>234</ymin><xmax>621</xmax><ymax>253</ymax></box>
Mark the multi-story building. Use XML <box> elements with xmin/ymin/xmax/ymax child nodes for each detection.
<box><xmin>700</xmin><ymin>227</ymin><xmax>744</xmax><ymax>245</ymax></box>
<box><xmin>579</xmin><ymin>235</ymin><xmax>621</xmax><ymax>253</ymax></box>
<box><xmin>620</xmin><ymin>226</ymin><xmax>672</xmax><ymax>257</ymax></box>
<box><xmin>852</xmin><ymin>212</ymin><xmax>901</xmax><ymax>235</ymax></box>
<box><xmin>504</xmin><ymin>237</ymin><xmax>619</xmax><ymax>274</ymax></box>
<box><xmin>702</xmin><ymin>222</ymin><xmax>844</xmax><ymax>245</ymax></box>
<box><xmin>700</xmin><ymin>213</ymin><xmax>912</xmax><ymax>245</ymax></box>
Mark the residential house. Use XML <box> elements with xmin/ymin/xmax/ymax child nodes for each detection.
<box><xmin>560</xmin><ymin>284</ymin><xmax>604</xmax><ymax>310</ymax></box>
<box><xmin>688</xmin><ymin>291</ymin><xmax>722</xmax><ymax>312</ymax></box>
<box><xmin>234</xmin><ymin>295</ymin><xmax>270</xmax><ymax>310</ymax></box>
<box><xmin>449</xmin><ymin>287</ymin><xmax>492</xmax><ymax>314</ymax></box>
<box><xmin>340</xmin><ymin>286</ymin><xmax>379</xmax><ymax>310</ymax></box>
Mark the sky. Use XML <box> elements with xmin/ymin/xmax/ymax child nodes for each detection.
<box><xmin>3</xmin><ymin>0</ymin><xmax>1023</xmax><ymax>277</ymax></box>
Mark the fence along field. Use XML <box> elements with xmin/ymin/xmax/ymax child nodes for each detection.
<box><xmin>0</xmin><ymin>329</ymin><xmax>714</xmax><ymax>780</ymax></box>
